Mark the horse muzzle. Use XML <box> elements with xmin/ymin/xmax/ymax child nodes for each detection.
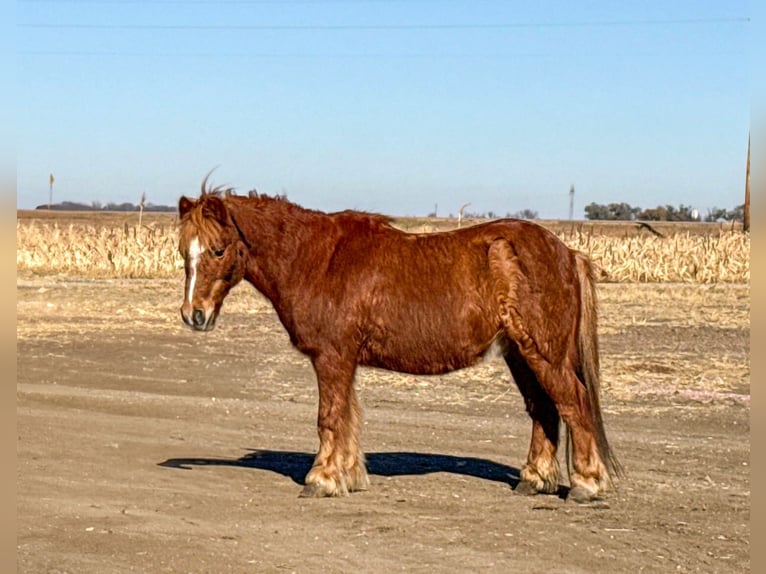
<box><xmin>180</xmin><ymin>304</ymin><xmax>218</xmax><ymax>332</ymax></box>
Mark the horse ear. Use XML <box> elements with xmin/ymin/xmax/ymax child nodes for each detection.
<box><xmin>202</xmin><ymin>194</ymin><xmax>229</xmax><ymax>225</ymax></box>
<box><xmin>178</xmin><ymin>196</ymin><xmax>195</xmax><ymax>217</ymax></box>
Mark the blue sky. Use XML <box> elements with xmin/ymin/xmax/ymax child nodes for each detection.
<box><xmin>17</xmin><ymin>0</ymin><xmax>750</xmax><ymax>219</ymax></box>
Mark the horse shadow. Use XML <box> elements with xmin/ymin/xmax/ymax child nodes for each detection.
<box><xmin>158</xmin><ymin>449</ymin><xmax>521</xmax><ymax>490</ymax></box>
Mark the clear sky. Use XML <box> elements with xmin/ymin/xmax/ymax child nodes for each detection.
<box><xmin>17</xmin><ymin>0</ymin><xmax>750</xmax><ymax>219</ymax></box>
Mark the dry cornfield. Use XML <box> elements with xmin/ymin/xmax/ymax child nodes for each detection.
<box><xmin>561</xmin><ymin>228</ymin><xmax>749</xmax><ymax>283</ymax></box>
<box><xmin>16</xmin><ymin>220</ymin><xmax>182</xmax><ymax>279</ymax></box>
<box><xmin>16</xmin><ymin>217</ymin><xmax>749</xmax><ymax>283</ymax></box>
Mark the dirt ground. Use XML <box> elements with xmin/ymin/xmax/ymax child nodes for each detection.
<box><xmin>17</xmin><ymin>277</ymin><xmax>750</xmax><ymax>573</ymax></box>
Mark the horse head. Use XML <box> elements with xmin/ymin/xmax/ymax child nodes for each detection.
<box><xmin>177</xmin><ymin>190</ymin><xmax>249</xmax><ymax>331</ymax></box>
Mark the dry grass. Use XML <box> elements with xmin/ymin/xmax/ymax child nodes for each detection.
<box><xmin>16</xmin><ymin>214</ymin><xmax>749</xmax><ymax>283</ymax></box>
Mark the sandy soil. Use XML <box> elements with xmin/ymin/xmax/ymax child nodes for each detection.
<box><xmin>17</xmin><ymin>278</ymin><xmax>750</xmax><ymax>573</ymax></box>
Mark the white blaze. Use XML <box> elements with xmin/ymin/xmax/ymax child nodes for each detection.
<box><xmin>186</xmin><ymin>237</ymin><xmax>205</xmax><ymax>304</ymax></box>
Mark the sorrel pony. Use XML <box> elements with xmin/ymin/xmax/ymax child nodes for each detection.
<box><xmin>177</xmin><ymin>182</ymin><xmax>621</xmax><ymax>503</ymax></box>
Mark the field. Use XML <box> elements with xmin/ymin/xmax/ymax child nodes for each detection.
<box><xmin>16</xmin><ymin>210</ymin><xmax>750</xmax><ymax>283</ymax></box>
<box><xmin>16</xmin><ymin>211</ymin><xmax>750</xmax><ymax>573</ymax></box>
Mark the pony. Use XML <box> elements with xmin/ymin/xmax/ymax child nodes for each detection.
<box><xmin>177</xmin><ymin>181</ymin><xmax>621</xmax><ymax>503</ymax></box>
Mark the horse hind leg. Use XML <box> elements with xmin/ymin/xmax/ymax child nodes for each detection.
<box><xmin>507</xmin><ymin>339</ymin><xmax>610</xmax><ymax>502</ymax></box>
<box><xmin>301</xmin><ymin>353</ymin><xmax>369</xmax><ymax>498</ymax></box>
<box><xmin>555</xmin><ymin>370</ymin><xmax>612</xmax><ymax>502</ymax></box>
<box><xmin>503</xmin><ymin>334</ymin><xmax>611</xmax><ymax>502</ymax></box>
<box><xmin>489</xmin><ymin>240</ymin><xmax>613</xmax><ymax>502</ymax></box>
<box><xmin>503</xmin><ymin>339</ymin><xmax>561</xmax><ymax>496</ymax></box>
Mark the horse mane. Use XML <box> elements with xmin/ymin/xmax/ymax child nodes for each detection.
<box><xmin>200</xmin><ymin>170</ymin><xmax>235</xmax><ymax>198</ymax></box>
<box><xmin>238</xmin><ymin>186</ymin><xmax>394</xmax><ymax>229</ymax></box>
<box><xmin>180</xmin><ymin>174</ymin><xmax>395</xmax><ymax>254</ymax></box>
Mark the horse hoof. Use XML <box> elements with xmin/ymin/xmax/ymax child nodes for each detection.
<box><xmin>514</xmin><ymin>480</ymin><xmax>540</xmax><ymax>496</ymax></box>
<box><xmin>299</xmin><ymin>483</ymin><xmax>329</xmax><ymax>498</ymax></box>
<box><xmin>567</xmin><ymin>485</ymin><xmax>601</xmax><ymax>504</ymax></box>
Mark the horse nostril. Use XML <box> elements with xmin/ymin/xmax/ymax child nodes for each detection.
<box><xmin>192</xmin><ymin>309</ymin><xmax>205</xmax><ymax>327</ymax></box>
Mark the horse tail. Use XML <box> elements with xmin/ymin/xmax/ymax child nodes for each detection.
<box><xmin>574</xmin><ymin>251</ymin><xmax>623</xmax><ymax>481</ymax></box>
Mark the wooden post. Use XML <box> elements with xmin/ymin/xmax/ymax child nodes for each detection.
<box><xmin>744</xmin><ymin>132</ymin><xmax>750</xmax><ymax>232</ymax></box>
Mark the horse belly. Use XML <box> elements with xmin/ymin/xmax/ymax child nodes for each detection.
<box><xmin>359</xmin><ymin>306</ymin><xmax>499</xmax><ymax>375</ymax></box>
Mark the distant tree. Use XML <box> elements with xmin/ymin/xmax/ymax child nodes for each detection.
<box><xmin>704</xmin><ymin>207</ymin><xmax>729</xmax><ymax>222</ymax></box>
<box><xmin>637</xmin><ymin>204</ymin><xmax>697</xmax><ymax>222</ymax></box>
<box><xmin>584</xmin><ymin>202</ymin><xmax>639</xmax><ymax>220</ymax></box>
<box><xmin>636</xmin><ymin>206</ymin><xmax>667</xmax><ymax>221</ymax></box>
<box><xmin>704</xmin><ymin>204</ymin><xmax>744</xmax><ymax>222</ymax></box>
<box><xmin>668</xmin><ymin>204</ymin><xmax>696</xmax><ymax>221</ymax></box>
<box><xmin>584</xmin><ymin>203</ymin><xmax>608</xmax><ymax>220</ymax></box>
<box><xmin>509</xmin><ymin>209</ymin><xmax>538</xmax><ymax>220</ymax></box>
<box><xmin>729</xmin><ymin>204</ymin><xmax>745</xmax><ymax>221</ymax></box>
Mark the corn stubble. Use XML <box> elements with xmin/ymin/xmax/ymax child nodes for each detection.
<box><xmin>17</xmin><ymin>220</ymin><xmax>749</xmax><ymax>283</ymax></box>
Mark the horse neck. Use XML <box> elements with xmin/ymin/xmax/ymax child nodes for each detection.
<box><xmin>231</xmin><ymin>196</ymin><xmax>333</xmax><ymax>302</ymax></box>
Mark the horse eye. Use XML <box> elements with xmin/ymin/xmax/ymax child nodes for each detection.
<box><xmin>213</xmin><ymin>248</ymin><xmax>225</xmax><ymax>258</ymax></box>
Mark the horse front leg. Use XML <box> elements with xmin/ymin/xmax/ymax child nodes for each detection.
<box><xmin>300</xmin><ymin>353</ymin><xmax>369</xmax><ymax>498</ymax></box>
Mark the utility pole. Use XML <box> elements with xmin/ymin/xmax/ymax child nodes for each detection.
<box><xmin>568</xmin><ymin>184</ymin><xmax>575</xmax><ymax>220</ymax></box>
<box><xmin>138</xmin><ymin>191</ymin><xmax>146</xmax><ymax>228</ymax></box>
<box><xmin>48</xmin><ymin>173</ymin><xmax>55</xmax><ymax>210</ymax></box>
<box><xmin>744</xmin><ymin>132</ymin><xmax>750</xmax><ymax>232</ymax></box>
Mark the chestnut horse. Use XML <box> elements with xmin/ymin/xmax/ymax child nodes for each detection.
<box><xmin>177</xmin><ymin>183</ymin><xmax>621</xmax><ymax>503</ymax></box>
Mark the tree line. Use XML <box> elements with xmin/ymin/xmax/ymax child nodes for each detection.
<box><xmin>583</xmin><ymin>202</ymin><xmax>744</xmax><ymax>222</ymax></box>
<box><xmin>35</xmin><ymin>199</ymin><xmax>743</xmax><ymax>223</ymax></box>
<box><xmin>35</xmin><ymin>201</ymin><xmax>177</xmax><ymax>212</ymax></box>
